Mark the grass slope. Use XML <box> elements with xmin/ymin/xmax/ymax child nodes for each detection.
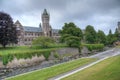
<box><xmin>62</xmin><ymin>56</ymin><xmax>120</xmax><ymax>80</ymax></box>
<box><xmin>7</xmin><ymin>58</ymin><xmax>96</xmax><ymax>80</ymax></box>
<box><xmin>0</xmin><ymin>44</ymin><xmax>67</xmax><ymax>56</ymax></box>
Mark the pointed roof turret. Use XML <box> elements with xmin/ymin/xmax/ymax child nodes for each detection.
<box><xmin>14</xmin><ymin>20</ymin><xmax>22</xmax><ymax>26</ymax></box>
<box><xmin>42</xmin><ymin>9</ymin><xmax>48</xmax><ymax>15</ymax></box>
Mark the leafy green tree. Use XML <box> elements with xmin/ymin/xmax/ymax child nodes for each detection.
<box><xmin>32</xmin><ymin>36</ymin><xmax>55</xmax><ymax>48</ymax></box>
<box><xmin>106</xmin><ymin>29</ymin><xmax>116</xmax><ymax>45</ymax></box>
<box><xmin>59</xmin><ymin>22</ymin><xmax>83</xmax><ymax>42</ymax></box>
<box><xmin>59</xmin><ymin>22</ymin><xmax>82</xmax><ymax>51</ymax></box>
<box><xmin>85</xmin><ymin>25</ymin><xmax>97</xmax><ymax>44</ymax></box>
<box><xmin>59</xmin><ymin>34</ymin><xmax>71</xmax><ymax>43</ymax></box>
<box><xmin>65</xmin><ymin>36</ymin><xmax>80</xmax><ymax>47</ymax></box>
<box><xmin>96</xmin><ymin>30</ymin><xmax>106</xmax><ymax>45</ymax></box>
<box><xmin>114</xmin><ymin>28</ymin><xmax>120</xmax><ymax>41</ymax></box>
<box><xmin>0</xmin><ymin>12</ymin><xmax>18</xmax><ymax>48</ymax></box>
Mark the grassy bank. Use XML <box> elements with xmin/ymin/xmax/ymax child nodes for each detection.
<box><xmin>0</xmin><ymin>43</ymin><xmax>67</xmax><ymax>56</ymax></box>
<box><xmin>62</xmin><ymin>56</ymin><xmax>120</xmax><ymax>80</ymax></box>
<box><xmin>6</xmin><ymin>58</ymin><xmax>96</xmax><ymax>80</ymax></box>
<box><xmin>0</xmin><ymin>44</ymin><xmax>67</xmax><ymax>65</ymax></box>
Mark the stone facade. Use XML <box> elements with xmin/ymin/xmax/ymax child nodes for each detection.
<box><xmin>14</xmin><ymin>9</ymin><xmax>60</xmax><ymax>45</ymax></box>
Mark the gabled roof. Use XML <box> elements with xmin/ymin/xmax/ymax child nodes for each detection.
<box><xmin>15</xmin><ymin>20</ymin><xmax>22</xmax><ymax>26</ymax></box>
<box><xmin>23</xmin><ymin>26</ymin><xmax>42</xmax><ymax>32</ymax></box>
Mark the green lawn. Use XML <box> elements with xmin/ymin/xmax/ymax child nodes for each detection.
<box><xmin>62</xmin><ymin>56</ymin><xmax>120</xmax><ymax>80</ymax></box>
<box><xmin>6</xmin><ymin>58</ymin><xmax>96</xmax><ymax>80</ymax></box>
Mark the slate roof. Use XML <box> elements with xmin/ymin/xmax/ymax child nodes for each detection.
<box><xmin>23</xmin><ymin>26</ymin><xmax>42</xmax><ymax>32</ymax></box>
<box><xmin>23</xmin><ymin>26</ymin><xmax>60</xmax><ymax>33</ymax></box>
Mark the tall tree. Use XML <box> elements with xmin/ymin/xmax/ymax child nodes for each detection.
<box><xmin>32</xmin><ymin>36</ymin><xmax>55</xmax><ymax>48</ymax></box>
<box><xmin>114</xmin><ymin>28</ymin><xmax>119</xmax><ymax>41</ymax></box>
<box><xmin>59</xmin><ymin>22</ymin><xmax>83</xmax><ymax>49</ymax></box>
<box><xmin>59</xmin><ymin>22</ymin><xmax>83</xmax><ymax>42</ymax></box>
<box><xmin>96</xmin><ymin>30</ymin><xmax>106</xmax><ymax>44</ymax></box>
<box><xmin>106</xmin><ymin>29</ymin><xmax>116</xmax><ymax>45</ymax></box>
<box><xmin>85</xmin><ymin>25</ymin><xmax>97</xmax><ymax>44</ymax></box>
<box><xmin>0</xmin><ymin>12</ymin><xmax>18</xmax><ymax>48</ymax></box>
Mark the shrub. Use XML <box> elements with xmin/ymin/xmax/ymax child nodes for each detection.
<box><xmin>32</xmin><ymin>36</ymin><xmax>55</xmax><ymax>48</ymax></box>
<box><xmin>65</xmin><ymin>36</ymin><xmax>80</xmax><ymax>48</ymax></box>
<box><xmin>53</xmin><ymin>52</ymin><xmax>59</xmax><ymax>58</ymax></box>
<box><xmin>1</xmin><ymin>49</ymin><xmax>56</xmax><ymax>65</ymax></box>
<box><xmin>82</xmin><ymin>44</ymin><xmax>104</xmax><ymax>51</ymax></box>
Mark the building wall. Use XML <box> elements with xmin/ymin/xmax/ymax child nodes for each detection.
<box><xmin>24</xmin><ymin>32</ymin><xmax>43</xmax><ymax>45</ymax></box>
<box><xmin>15</xmin><ymin>9</ymin><xmax>60</xmax><ymax>46</ymax></box>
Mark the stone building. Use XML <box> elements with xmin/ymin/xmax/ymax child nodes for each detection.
<box><xmin>14</xmin><ymin>9</ymin><xmax>60</xmax><ymax>46</ymax></box>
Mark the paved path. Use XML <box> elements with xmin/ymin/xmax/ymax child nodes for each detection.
<box><xmin>49</xmin><ymin>48</ymin><xmax>120</xmax><ymax>80</ymax></box>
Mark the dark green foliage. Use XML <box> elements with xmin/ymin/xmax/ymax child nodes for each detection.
<box><xmin>96</xmin><ymin>30</ymin><xmax>107</xmax><ymax>45</ymax></box>
<box><xmin>42</xmin><ymin>51</ymin><xmax>51</xmax><ymax>60</ymax></box>
<box><xmin>1</xmin><ymin>49</ymin><xmax>55</xmax><ymax>65</ymax></box>
<box><xmin>65</xmin><ymin>36</ymin><xmax>80</xmax><ymax>48</ymax></box>
<box><xmin>114</xmin><ymin>28</ymin><xmax>120</xmax><ymax>41</ymax></box>
<box><xmin>83</xmin><ymin>44</ymin><xmax>104</xmax><ymax>51</ymax></box>
<box><xmin>106</xmin><ymin>29</ymin><xmax>116</xmax><ymax>45</ymax></box>
<box><xmin>32</xmin><ymin>36</ymin><xmax>55</xmax><ymax>48</ymax></box>
<box><xmin>59</xmin><ymin>22</ymin><xmax>82</xmax><ymax>48</ymax></box>
<box><xmin>60</xmin><ymin>34</ymin><xmax>71</xmax><ymax>43</ymax></box>
<box><xmin>59</xmin><ymin>22</ymin><xmax>83</xmax><ymax>41</ymax></box>
<box><xmin>2</xmin><ymin>54</ymin><xmax>14</xmax><ymax>65</ymax></box>
<box><xmin>0</xmin><ymin>12</ymin><xmax>18</xmax><ymax>48</ymax></box>
<box><xmin>85</xmin><ymin>25</ymin><xmax>97</xmax><ymax>44</ymax></box>
<box><xmin>53</xmin><ymin>52</ymin><xmax>59</xmax><ymax>58</ymax></box>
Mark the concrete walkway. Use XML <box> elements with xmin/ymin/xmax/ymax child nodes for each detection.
<box><xmin>49</xmin><ymin>48</ymin><xmax>120</xmax><ymax>80</ymax></box>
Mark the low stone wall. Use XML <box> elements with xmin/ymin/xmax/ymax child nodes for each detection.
<box><xmin>56</xmin><ymin>47</ymin><xmax>79</xmax><ymax>55</ymax></box>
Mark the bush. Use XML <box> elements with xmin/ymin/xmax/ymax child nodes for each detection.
<box><xmin>53</xmin><ymin>52</ymin><xmax>59</xmax><ymax>58</ymax></box>
<box><xmin>1</xmin><ymin>49</ymin><xmax>56</xmax><ymax>65</ymax></box>
<box><xmin>82</xmin><ymin>44</ymin><xmax>104</xmax><ymax>51</ymax></box>
<box><xmin>32</xmin><ymin>36</ymin><xmax>55</xmax><ymax>48</ymax></box>
<box><xmin>65</xmin><ymin>36</ymin><xmax>80</xmax><ymax>48</ymax></box>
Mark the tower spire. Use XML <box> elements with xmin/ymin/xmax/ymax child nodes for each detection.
<box><xmin>41</xmin><ymin>9</ymin><xmax>51</xmax><ymax>37</ymax></box>
<box><xmin>43</xmin><ymin>9</ymin><xmax>48</xmax><ymax>15</ymax></box>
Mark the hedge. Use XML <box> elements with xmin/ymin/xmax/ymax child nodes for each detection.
<box><xmin>82</xmin><ymin>44</ymin><xmax>104</xmax><ymax>51</ymax></box>
<box><xmin>1</xmin><ymin>49</ymin><xmax>56</xmax><ymax>65</ymax></box>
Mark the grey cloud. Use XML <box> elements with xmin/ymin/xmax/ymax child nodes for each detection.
<box><xmin>0</xmin><ymin>0</ymin><xmax>120</xmax><ymax>34</ymax></box>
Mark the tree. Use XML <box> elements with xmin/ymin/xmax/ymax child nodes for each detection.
<box><xmin>65</xmin><ymin>36</ymin><xmax>80</xmax><ymax>48</ymax></box>
<box><xmin>0</xmin><ymin>12</ymin><xmax>18</xmax><ymax>48</ymax></box>
<box><xmin>59</xmin><ymin>22</ymin><xmax>83</xmax><ymax>53</ymax></box>
<box><xmin>32</xmin><ymin>36</ymin><xmax>55</xmax><ymax>48</ymax></box>
<box><xmin>85</xmin><ymin>25</ymin><xmax>97</xmax><ymax>44</ymax></box>
<box><xmin>96</xmin><ymin>30</ymin><xmax>106</xmax><ymax>45</ymax></box>
<box><xmin>106</xmin><ymin>29</ymin><xmax>116</xmax><ymax>45</ymax></box>
<box><xmin>114</xmin><ymin>28</ymin><xmax>119</xmax><ymax>41</ymax></box>
<box><xmin>59</xmin><ymin>22</ymin><xmax>83</xmax><ymax>42</ymax></box>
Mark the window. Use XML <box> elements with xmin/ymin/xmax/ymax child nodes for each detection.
<box><xmin>25</xmin><ymin>39</ymin><xmax>27</xmax><ymax>41</ymax></box>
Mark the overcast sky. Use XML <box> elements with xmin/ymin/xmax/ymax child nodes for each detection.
<box><xmin>0</xmin><ymin>0</ymin><xmax>120</xmax><ymax>34</ymax></box>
